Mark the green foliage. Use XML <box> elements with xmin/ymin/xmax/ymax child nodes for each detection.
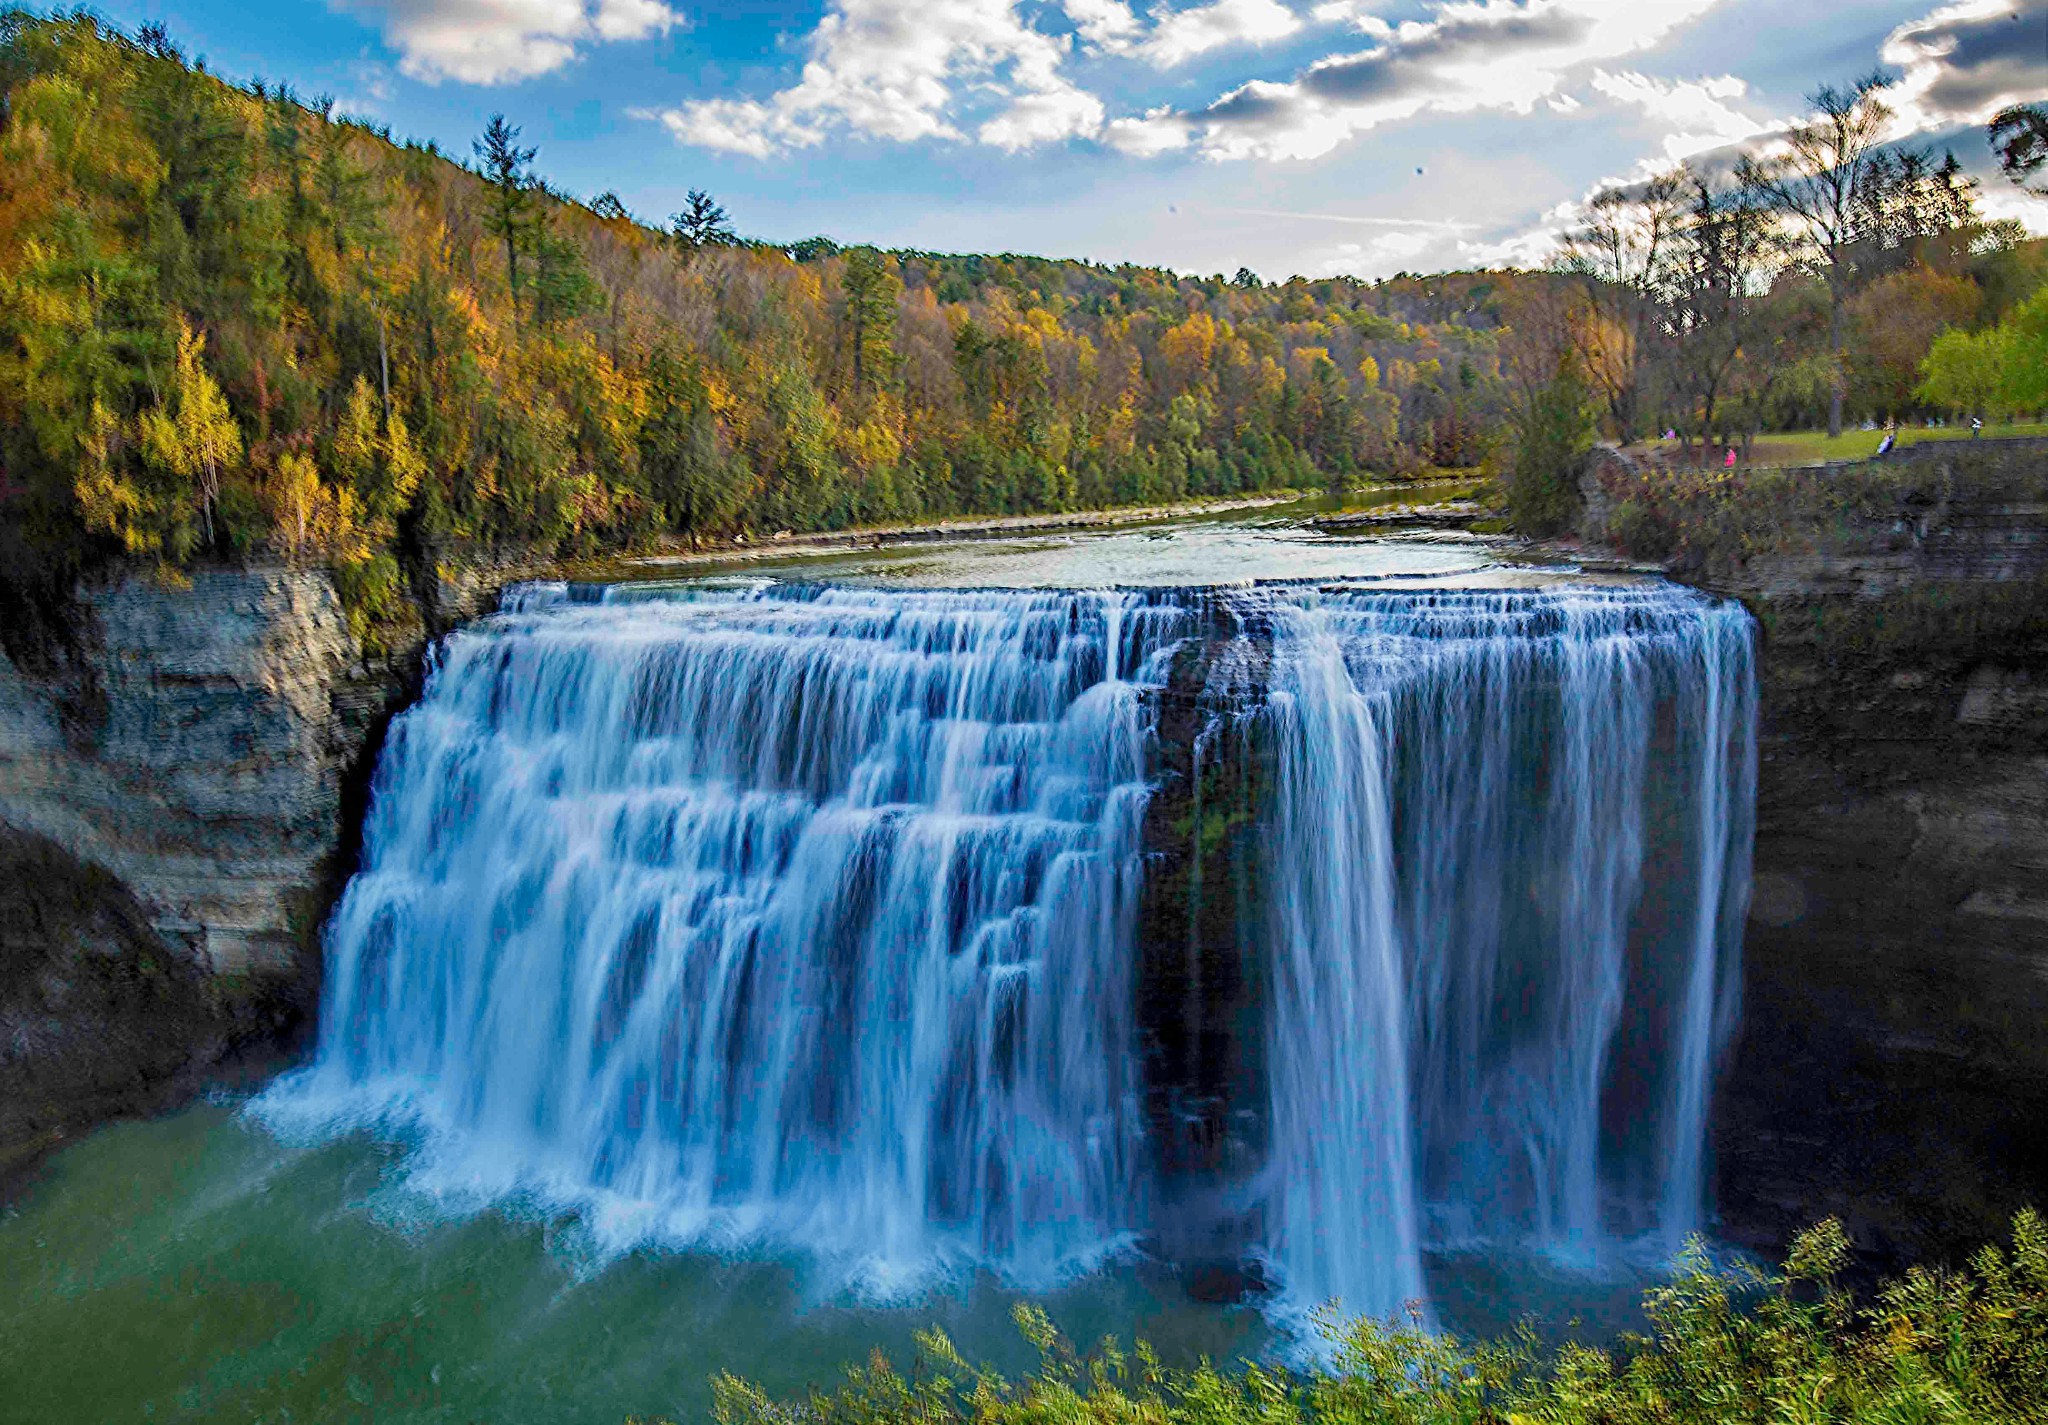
<box><xmin>690</xmin><ymin>1213</ymin><xmax>2048</xmax><ymax>1425</ymax></box>
<box><xmin>1918</xmin><ymin>286</ymin><xmax>2048</xmax><ymax>416</ymax></box>
<box><xmin>1506</xmin><ymin>359</ymin><xmax>1595</xmax><ymax>537</ymax></box>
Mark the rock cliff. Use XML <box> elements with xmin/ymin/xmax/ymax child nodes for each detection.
<box><xmin>0</xmin><ymin>561</ymin><xmax>521</xmax><ymax>1172</ymax></box>
<box><xmin>1581</xmin><ymin>439</ymin><xmax>2048</xmax><ymax>1273</ymax></box>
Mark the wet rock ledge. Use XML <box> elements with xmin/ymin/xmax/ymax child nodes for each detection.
<box><xmin>0</xmin><ymin>563</ymin><xmax>513</xmax><ymax>1176</ymax></box>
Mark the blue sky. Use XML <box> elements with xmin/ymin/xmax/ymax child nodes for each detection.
<box><xmin>100</xmin><ymin>0</ymin><xmax>2048</xmax><ymax>277</ymax></box>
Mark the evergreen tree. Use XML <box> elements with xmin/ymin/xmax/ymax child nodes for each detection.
<box><xmin>473</xmin><ymin>114</ymin><xmax>538</xmax><ymax>329</ymax></box>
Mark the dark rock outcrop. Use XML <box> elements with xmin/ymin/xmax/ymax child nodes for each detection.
<box><xmin>1577</xmin><ymin>441</ymin><xmax>2048</xmax><ymax>1275</ymax></box>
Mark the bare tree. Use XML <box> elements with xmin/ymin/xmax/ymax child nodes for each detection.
<box><xmin>1739</xmin><ymin>75</ymin><xmax>1894</xmax><ymax>438</ymax></box>
<box><xmin>1560</xmin><ymin>170</ymin><xmax>1686</xmax><ymax>443</ymax></box>
<box><xmin>1667</xmin><ymin>169</ymin><xmax>1776</xmax><ymax>460</ymax></box>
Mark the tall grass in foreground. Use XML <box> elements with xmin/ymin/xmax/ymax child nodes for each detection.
<box><xmin>665</xmin><ymin>1212</ymin><xmax>2048</xmax><ymax>1424</ymax></box>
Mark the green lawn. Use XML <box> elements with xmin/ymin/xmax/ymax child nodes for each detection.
<box><xmin>1640</xmin><ymin>421</ymin><xmax>2048</xmax><ymax>468</ymax></box>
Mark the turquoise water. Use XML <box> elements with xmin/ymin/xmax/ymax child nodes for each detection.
<box><xmin>0</xmin><ymin>1102</ymin><xmax>1665</xmax><ymax>1424</ymax></box>
<box><xmin>0</xmin><ymin>1103</ymin><xmax>1261</xmax><ymax>1423</ymax></box>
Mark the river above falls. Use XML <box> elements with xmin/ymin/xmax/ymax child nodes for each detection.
<box><xmin>615</xmin><ymin>492</ymin><xmax>1586</xmax><ymax>589</ymax></box>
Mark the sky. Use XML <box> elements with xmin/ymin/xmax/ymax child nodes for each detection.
<box><xmin>97</xmin><ymin>0</ymin><xmax>2048</xmax><ymax>279</ymax></box>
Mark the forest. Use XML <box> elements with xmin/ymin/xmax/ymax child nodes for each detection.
<box><xmin>1</xmin><ymin>10</ymin><xmax>2045</xmax><ymax>631</ymax></box>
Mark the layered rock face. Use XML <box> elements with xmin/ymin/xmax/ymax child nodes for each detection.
<box><xmin>0</xmin><ymin>567</ymin><xmax>452</xmax><ymax>1170</ymax></box>
<box><xmin>1</xmin><ymin>570</ymin><xmax>381</xmax><ymax>976</ymax></box>
<box><xmin>1579</xmin><ymin>441</ymin><xmax>2048</xmax><ymax>1272</ymax></box>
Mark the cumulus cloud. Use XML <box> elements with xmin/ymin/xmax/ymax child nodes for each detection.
<box><xmin>338</xmin><ymin>0</ymin><xmax>682</xmax><ymax>84</ymax></box>
<box><xmin>1140</xmin><ymin>0</ymin><xmax>1729</xmax><ymax>161</ymax></box>
<box><xmin>1138</xmin><ymin>0</ymin><xmax>1303</xmax><ymax>67</ymax></box>
<box><xmin>648</xmin><ymin>0</ymin><xmax>1105</xmax><ymax>155</ymax></box>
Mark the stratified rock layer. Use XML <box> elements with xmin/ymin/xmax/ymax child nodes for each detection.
<box><xmin>1</xmin><ymin>570</ymin><xmax>376</xmax><ymax>974</ymax></box>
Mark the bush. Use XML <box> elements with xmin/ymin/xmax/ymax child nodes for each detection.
<box><xmin>684</xmin><ymin>1212</ymin><xmax>2048</xmax><ymax>1425</ymax></box>
<box><xmin>1506</xmin><ymin>362</ymin><xmax>1596</xmax><ymax>537</ymax></box>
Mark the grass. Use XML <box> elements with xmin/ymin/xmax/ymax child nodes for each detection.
<box><xmin>1637</xmin><ymin>422</ymin><xmax>2048</xmax><ymax>469</ymax></box>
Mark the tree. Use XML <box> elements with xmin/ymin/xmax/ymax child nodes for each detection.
<box><xmin>1560</xmin><ymin>170</ymin><xmax>1685</xmax><ymax>443</ymax></box>
<box><xmin>840</xmin><ymin>247</ymin><xmax>901</xmax><ymax>395</ymax></box>
<box><xmin>473</xmin><ymin>114</ymin><xmax>537</xmax><ymax>328</ymax></box>
<box><xmin>136</xmin><ymin>320</ymin><xmax>242</xmax><ymax>552</ymax></box>
<box><xmin>1667</xmin><ymin>169</ymin><xmax>1774</xmax><ymax>457</ymax></box>
<box><xmin>1917</xmin><ymin>327</ymin><xmax>2009</xmax><ymax>418</ymax></box>
<box><xmin>1507</xmin><ymin>355</ymin><xmax>1596</xmax><ymax>536</ymax></box>
<box><xmin>1990</xmin><ymin>103</ymin><xmax>2048</xmax><ymax>195</ymax></box>
<box><xmin>668</xmin><ymin>189</ymin><xmax>735</xmax><ymax>256</ymax></box>
<box><xmin>1847</xmin><ymin>264</ymin><xmax>1980</xmax><ymax>418</ymax></box>
<box><xmin>1741</xmin><ymin>75</ymin><xmax>1895</xmax><ymax>438</ymax></box>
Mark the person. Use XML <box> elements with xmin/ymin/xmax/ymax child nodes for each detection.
<box><xmin>1876</xmin><ymin>429</ymin><xmax>1896</xmax><ymax>457</ymax></box>
<box><xmin>1972</xmin><ymin>416</ymin><xmax>1983</xmax><ymax>440</ymax></box>
<box><xmin>1724</xmin><ymin>446</ymin><xmax>1737</xmax><ymax>468</ymax></box>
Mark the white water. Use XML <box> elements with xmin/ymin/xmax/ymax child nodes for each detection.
<box><xmin>267</xmin><ymin>577</ymin><xmax>1754</xmax><ymax>1324</ymax></box>
<box><xmin>1250</xmin><ymin>587</ymin><xmax>1755</xmax><ymax>1320</ymax></box>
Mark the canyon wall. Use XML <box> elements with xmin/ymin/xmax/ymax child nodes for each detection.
<box><xmin>0</xmin><ymin>561</ymin><xmax>518</xmax><ymax>1172</ymax></box>
<box><xmin>1584</xmin><ymin>440</ymin><xmax>2048</xmax><ymax>1270</ymax></box>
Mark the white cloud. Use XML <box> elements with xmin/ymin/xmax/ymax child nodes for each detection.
<box><xmin>647</xmin><ymin>0</ymin><xmax>1108</xmax><ymax>155</ymax></box>
<box><xmin>338</xmin><ymin>0</ymin><xmax>682</xmax><ymax>84</ymax></box>
<box><xmin>1105</xmin><ymin>107</ymin><xmax>1199</xmax><ymax>154</ymax></box>
<box><xmin>980</xmin><ymin>81</ymin><xmax>1108</xmax><ymax>149</ymax></box>
<box><xmin>1060</xmin><ymin>0</ymin><xmax>1144</xmax><ymax>47</ymax></box>
<box><xmin>1146</xmin><ymin>0</ymin><xmax>1730</xmax><ymax>161</ymax></box>
<box><xmin>1588</xmin><ymin>70</ymin><xmax>1772</xmax><ymax>159</ymax></box>
<box><xmin>1882</xmin><ymin>0</ymin><xmax>2048</xmax><ymax>135</ymax></box>
<box><xmin>1138</xmin><ymin>0</ymin><xmax>1303</xmax><ymax>67</ymax></box>
<box><xmin>1315</xmin><ymin>228</ymin><xmax>1437</xmax><ymax>276</ymax></box>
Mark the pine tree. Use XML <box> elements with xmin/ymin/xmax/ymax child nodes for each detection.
<box><xmin>473</xmin><ymin>115</ymin><xmax>538</xmax><ymax>329</ymax></box>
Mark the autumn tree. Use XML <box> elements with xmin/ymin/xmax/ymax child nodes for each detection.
<box><xmin>1740</xmin><ymin>75</ymin><xmax>1896</xmax><ymax>438</ymax></box>
<box><xmin>135</xmin><ymin>320</ymin><xmax>242</xmax><ymax>554</ymax></box>
<box><xmin>1560</xmin><ymin>170</ymin><xmax>1685</xmax><ymax>442</ymax></box>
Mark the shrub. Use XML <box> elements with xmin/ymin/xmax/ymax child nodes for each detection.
<box><xmin>683</xmin><ymin>1212</ymin><xmax>2048</xmax><ymax>1425</ymax></box>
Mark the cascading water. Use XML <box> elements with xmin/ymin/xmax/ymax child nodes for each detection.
<box><xmin>292</xmin><ymin>582</ymin><xmax>1188</xmax><ymax>1287</ymax></box>
<box><xmin>270</xmin><ymin>576</ymin><xmax>1754</xmax><ymax>1326</ymax></box>
<box><xmin>1251</xmin><ymin>586</ymin><xmax>1756</xmax><ymax>1319</ymax></box>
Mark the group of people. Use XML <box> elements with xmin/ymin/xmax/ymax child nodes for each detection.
<box><xmin>1657</xmin><ymin>415</ymin><xmax>1987</xmax><ymax>469</ymax></box>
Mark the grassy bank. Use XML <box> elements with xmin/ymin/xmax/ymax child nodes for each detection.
<box><xmin>1636</xmin><ymin>422</ymin><xmax>2048</xmax><ymax>470</ymax></box>
<box><xmin>672</xmin><ymin>1214</ymin><xmax>2048</xmax><ymax>1425</ymax></box>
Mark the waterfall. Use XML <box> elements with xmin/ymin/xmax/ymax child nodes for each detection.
<box><xmin>296</xmin><ymin>582</ymin><xmax>1187</xmax><ymax>1287</ymax></box>
<box><xmin>1252</xmin><ymin>586</ymin><xmax>1756</xmax><ymax>1318</ymax></box>
<box><xmin>273</xmin><ymin>577</ymin><xmax>1754</xmax><ymax>1321</ymax></box>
